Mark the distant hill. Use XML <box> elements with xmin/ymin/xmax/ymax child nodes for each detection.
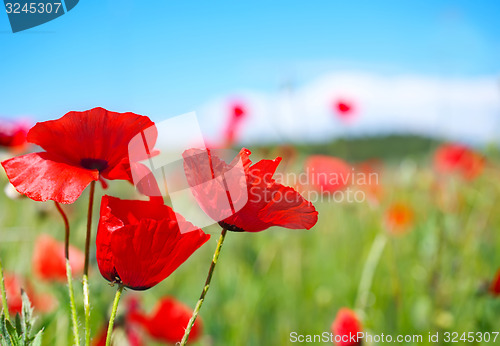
<box><xmin>256</xmin><ymin>135</ymin><xmax>442</xmax><ymax>162</ymax></box>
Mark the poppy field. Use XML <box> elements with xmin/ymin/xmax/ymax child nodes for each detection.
<box><xmin>0</xmin><ymin>108</ymin><xmax>500</xmax><ymax>346</ymax></box>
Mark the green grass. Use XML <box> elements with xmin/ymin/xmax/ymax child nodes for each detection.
<box><xmin>1</xmin><ymin>142</ymin><xmax>500</xmax><ymax>345</ymax></box>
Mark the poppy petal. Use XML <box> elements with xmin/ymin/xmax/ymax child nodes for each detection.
<box><xmin>97</xmin><ymin>196</ymin><xmax>210</xmax><ymax>290</ymax></box>
<box><xmin>27</xmin><ymin>107</ymin><xmax>156</xmax><ymax>179</ymax></box>
<box><xmin>259</xmin><ymin>184</ymin><xmax>318</xmax><ymax>230</ymax></box>
<box><xmin>2</xmin><ymin>152</ymin><xmax>99</xmax><ymax>204</ymax></box>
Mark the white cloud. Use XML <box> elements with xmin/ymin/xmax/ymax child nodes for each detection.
<box><xmin>196</xmin><ymin>72</ymin><xmax>500</xmax><ymax>146</ymax></box>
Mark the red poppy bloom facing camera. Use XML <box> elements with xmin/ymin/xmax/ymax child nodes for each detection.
<box><xmin>96</xmin><ymin>196</ymin><xmax>210</xmax><ymax>290</ymax></box>
<box><xmin>183</xmin><ymin>148</ymin><xmax>318</xmax><ymax>233</ymax></box>
<box><xmin>1</xmin><ymin>107</ymin><xmax>156</xmax><ymax>204</ymax></box>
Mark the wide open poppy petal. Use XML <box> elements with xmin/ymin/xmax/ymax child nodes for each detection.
<box><xmin>2</xmin><ymin>152</ymin><xmax>99</xmax><ymax>204</ymax></box>
<box><xmin>184</xmin><ymin>147</ymin><xmax>318</xmax><ymax>233</ymax></box>
<box><xmin>248</xmin><ymin>157</ymin><xmax>282</xmax><ymax>184</ymax></box>
<box><xmin>259</xmin><ymin>184</ymin><xmax>318</xmax><ymax>230</ymax></box>
<box><xmin>27</xmin><ymin>107</ymin><xmax>156</xmax><ymax>179</ymax></box>
<box><xmin>183</xmin><ymin>148</ymin><xmax>250</xmax><ymax>222</ymax></box>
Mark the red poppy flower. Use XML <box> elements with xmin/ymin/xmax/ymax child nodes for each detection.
<box><xmin>32</xmin><ymin>234</ymin><xmax>84</xmax><ymax>282</ymax></box>
<box><xmin>490</xmin><ymin>269</ymin><xmax>500</xmax><ymax>296</ymax></box>
<box><xmin>0</xmin><ymin>119</ymin><xmax>29</xmax><ymax>150</ymax></box>
<box><xmin>0</xmin><ymin>274</ymin><xmax>55</xmax><ymax>315</ymax></box>
<box><xmin>1</xmin><ymin>274</ymin><xmax>24</xmax><ymax>314</ymax></box>
<box><xmin>96</xmin><ymin>195</ymin><xmax>210</xmax><ymax>290</ymax></box>
<box><xmin>183</xmin><ymin>148</ymin><xmax>318</xmax><ymax>232</ymax></box>
<box><xmin>1</xmin><ymin>107</ymin><xmax>156</xmax><ymax>204</ymax></box>
<box><xmin>93</xmin><ymin>326</ymin><xmax>143</xmax><ymax>346</ymax></box>
<box><xmin>130</xmin><ymin>297</ymin><xmax>202</xmax><ymax>344</ymax></box>
<box><xmin>434</xmin><ymin>143</ymin><xmax>484</xmax><ymax>180</ymax></box>
<box><xmin>224</xmin><ymin>102</ymin><xmax>247</xmax><ymax>147</ymax></box>
<box><xmin>384</xmin><ymin>202</ymin><xmax>414</xmax><ymax>235</ymax></box>
<box><xmin>305</xmin><ymin>155</ymin><xmax>352</xmax><ymax>193</ymax></box>
<box><xmin>331</xmin><ymin>308</ymin><xmax>362</xmax><ymax>346</ymax></box>
<box><xmin>355</xmin><ymin>159</ymin><xmax>384</xmax><ymax>205</ymax></box>
<box><xmin>333</xmin><ymin>99</ymin><xmax>356</xmax><ymax>123</ymax></box>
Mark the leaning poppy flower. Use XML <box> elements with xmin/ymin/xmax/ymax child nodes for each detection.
<box><xmin>32</xmin><ymin>234</ymin><xmax>84</xmax><ymax>282</ymax></box>
<box><xmin>489</xmin><ymin>269</ymin><xmax>500</xmax><ymax>296</ymax></box>
<box><xmin>384</xmin><ymin>202</ymin><xmax>414</xmax><ymax>235</ymax></box>
<box><xmin>96</xmin><ymin>195</ymin><xmax>210</xmax><ymax>290</ymax></box>
<box><xmin>305</xmin><ymin>155</ymin><xmax>352</xmax><ymax>193</ymax></box>
<box><xmin>183</xmin><ymin>148</ymin><xmax>318</xmax><ymax>233</ymax></box>
<box><xmin>331</xmin><ymin>308</ymin><xmax>362</xmax><ymax>346</ymax></box>
<box><xmin>434</xmin><ymin>143</ymin><xmax>484</xmax><ymax>180</ymax></box>
<box><xmin>0</xmin><ymin>119</ymin><xmax>29</xmax><ymax>151</ymax></box>
<box><xmin>130</xmin><ymin>297</ymin><xmax>202</xmax><ymax>344</ymax></box>
<box><xmin>1</xmin><ymin>107</ymin><xmax>156</xmax><ymax>204</ymax></box>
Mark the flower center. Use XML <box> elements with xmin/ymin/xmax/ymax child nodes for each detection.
<box><xmin>219</xmin><ymin>221</ymin><xmax>245</xmax><ymax>232</ymax></box>
<box><xmin>80</xmin><ymin>158</ymin><xmax>109</xmax><ymax>171</ymax></box>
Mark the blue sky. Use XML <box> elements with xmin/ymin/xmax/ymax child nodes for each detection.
<box><xmin>1</xmin><ymin>0</ymin><xmax>500</xmax><ymax>127</ymax></box>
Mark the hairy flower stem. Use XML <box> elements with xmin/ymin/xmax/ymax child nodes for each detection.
<box><xmin>355</xmin><ymin>233</ymin><xmax>387</xmax><ymax>312</ymax></box>
<box><xmin>54</xmin><ymin>202</ymin><xmax>81</xmax><ymax>346</ymax></box>
<box><xmin>66</xmin><ymin>260</ymin><xmax>81</xmax><ymax>346</ymax></box>
<box><xmin>83</xmin><ymin>180</ymin><xmax>96</xmax><ymax>346</ymax></box>
<box><xmin>0</xmin><ymin>258</ymin><xmax>10</xmax><ymax>321</ymax></box>
<box><xmin>180</xmin><ymin>228</ymin><xmax>228</xmax><ymax>346</ymax></box>
<box><xmin>105</xmin><ymin>285</ymin><xmax>124</xmax><ymax>346</ymax></box>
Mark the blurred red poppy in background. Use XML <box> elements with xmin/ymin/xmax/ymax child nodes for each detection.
<box><xmin>331</xmin><ymin>308</ymin><xmax>362</xmax><ymax>346</ymax></box>
<box><xmin>0</xmin><ymin>273</ymin><xmax>55</xmax><ymax>315</ymax></box>
<box><xmin>356</xmin><ymin>159</ymin><xmax>384</xmax><ymax>205</ymax></box>
<box><xmin>32</xmin><ymin>234</ymin><xmax>84</xmax><ymax>282</ymax></box>
<box><xmin>305</xmin><ymin>155</ymin><xmax>352</xmax><ymax>193</ymax></box>
<box><xmin>1</xmin><ymin>107</ymin><xmax>156</xmax><ymax>204</ymax></box>
<box><xmin>333</xmin><ymin>99</ymin><xmax>356</xmax><ymax>123</ymax></box>
<box><xmin>384</xmin><ymin>202</ymin><xmax>414</xmax><ymax>235</ymax></box>
<box><xmin>93</xmin><ymin>296</ymin><xmax>144</xmax><ymax>346</ymax></box>
<box><xmin>0</xmin><ymin>119</ymin><xmax>29</xmax><ymax>151</ymax></box>
<box><xmin>130</xmin><ymin>296</ymin><xmax>202</xmax><ymax>344</ymax></box>
<box><xmin>224</xmin><ymin>101</ymin><xmax>247</xmax><ymax>147</ymax></box>
<box><xmin>183</xmin><ymin>148</ymin><xmax>318</xmax><ymax>232</ymax></box>
<box><xmin>490</xmin><ymin>269</ymin><xmax>500</xmax><ymax>296</ymax></box>
<box><xmin>96</xmin><ymin>195</ymin><xmax>210</xmax><ymax>290</ymax></box>
<box><xmin>433</xmin><ymin>143</ymin><xmax>484</xmax><ymax>180</ymax></box>
<box><xmin>1</xmin><ymin>274</ymin><xmax>24</xmax><ymax>314</ymax></box>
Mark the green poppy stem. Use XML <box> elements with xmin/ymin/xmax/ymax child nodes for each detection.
<box><xmin>66</xmin><ymin>260</ymin><xmax>81</xmax><ymax>346</ymax></box>
<box><xmin>83</xmin><ymin>180</ymin><xmax>96</xmax><ymax>346</ymax></box>
<box><xmin>54</xmin><ymin>201</ymin><xmax>81</xmax><ymax>346</ymax></box>
<box><xmin>0</xmin><ymin>257</ymin><xmax>10</xmax><ymax>322</ymax></box>
<box><xmin>354</xmin><ymin>232</ymin><xmax>387</xmax><ymax>312</ymax></box>
<box><xmin>180</xmin><ymin>227</ymin><xmax>228</xmax><ymax>346</ymax></box>
<box><xmin>105</xmin><ymin>285</ymin><xmax>124</xmax><ymax>346</ymax></box>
